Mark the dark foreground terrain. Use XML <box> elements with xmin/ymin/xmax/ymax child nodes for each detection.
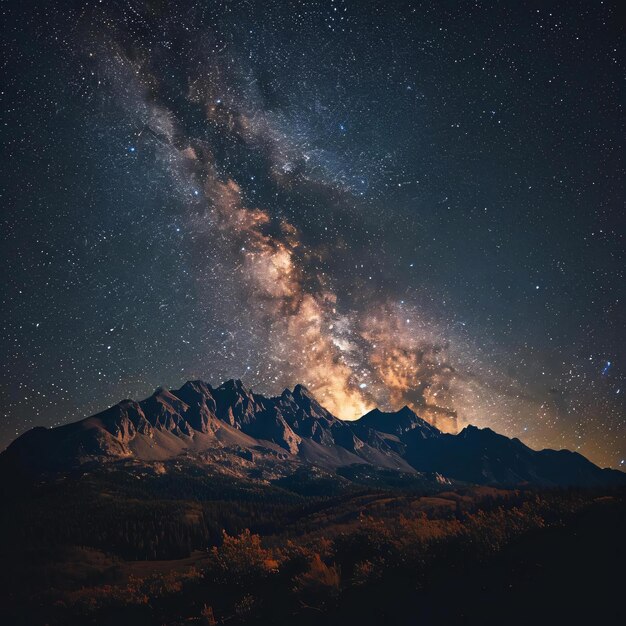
<box><xmin>1</xmin><ymin>381</ymin><xmax>624</xmax><ymax>624</ymax></box>
<box><xmin>0</xmin><ymin>459</ymin><xmax>624</xmax><ymax>626</ymax></box>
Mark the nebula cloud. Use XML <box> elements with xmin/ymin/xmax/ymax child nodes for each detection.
<box><xmin>86</xmin><ymin>15</ymin><xmax>551</xmax><ymax>436</ymax></box>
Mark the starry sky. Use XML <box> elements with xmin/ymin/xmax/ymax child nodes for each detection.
<box><xmin>1</xmin><ymin>0</ymin><xmax>624</xmax><ymax>468</ymax></box>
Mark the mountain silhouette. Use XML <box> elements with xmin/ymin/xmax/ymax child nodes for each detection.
<box><xmin>2</xmin><ymin>379</ymin><xmax>623</xmax><ymax>487</ymax></box>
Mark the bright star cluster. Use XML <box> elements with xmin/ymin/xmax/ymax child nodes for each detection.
<box><xmin>0</xmin><ymin>1</ymin><xmax>624</xmax><ymax>468</ymax></box>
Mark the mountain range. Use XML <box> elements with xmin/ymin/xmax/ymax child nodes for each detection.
<box><xmin>2</xmin><ymin>379</ymin><xmax>623</xmax><ymax>487</ymax></box>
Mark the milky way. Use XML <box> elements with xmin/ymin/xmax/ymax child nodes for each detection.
<box><xmin>1</xmin><ymin>1</ymin><xmax>624</xmax><ymax>467</ymax></box>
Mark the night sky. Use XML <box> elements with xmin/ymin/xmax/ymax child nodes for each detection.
<box><xmin>1</xmin><ymin>1</ymin><xmax>624</xmax><ymax>468</ymax></box>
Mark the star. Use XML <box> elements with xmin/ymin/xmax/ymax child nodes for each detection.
<box><xmin>1</xmin><ymin>0</ymin><xmax>623</xmax><ymax>469</ymax></box>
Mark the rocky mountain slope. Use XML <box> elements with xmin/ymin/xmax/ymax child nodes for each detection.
<box><xmin>2</xmin><ymin>379</ymin><xmax>623</xmax><ymax>487</ymax></box>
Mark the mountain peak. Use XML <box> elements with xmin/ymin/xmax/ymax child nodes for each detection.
<box><xmin>288</xmin><ymin>384</ymin><xmax>337</xmax><ymax>423</ymax></box>
<box><xmin>291</xmin><ymin>383</ymin><xmax>318</xmax><ymax>408</ymax></box>
<box><xmin>292</xmin><ymin>383</ymin><xmax>312</xmax><ymax>398</ymax></box>
<box><xmin>179</xmin><ymin>379</ymin><xmax>211</xmax><ymax>391</ymax></box>
<box><xmin>217</xmin><ymin>378</ymin><xmax>250</xmax><ymax>394</ymax></box>
<box><xmin>459</xmin><ymin>424</ymin><xmax>505</xmax><ymax>441</ymax></box>
<box><xmin>357</xmin><ymin>406</ymin><xmax>440</xmax><ymax>438</ymax></box>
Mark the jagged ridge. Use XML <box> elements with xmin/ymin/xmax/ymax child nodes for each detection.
<box><xmin>2</xmin><ymin>379</ymin><xmax>624</xmax><ymax>487</ymax></box>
